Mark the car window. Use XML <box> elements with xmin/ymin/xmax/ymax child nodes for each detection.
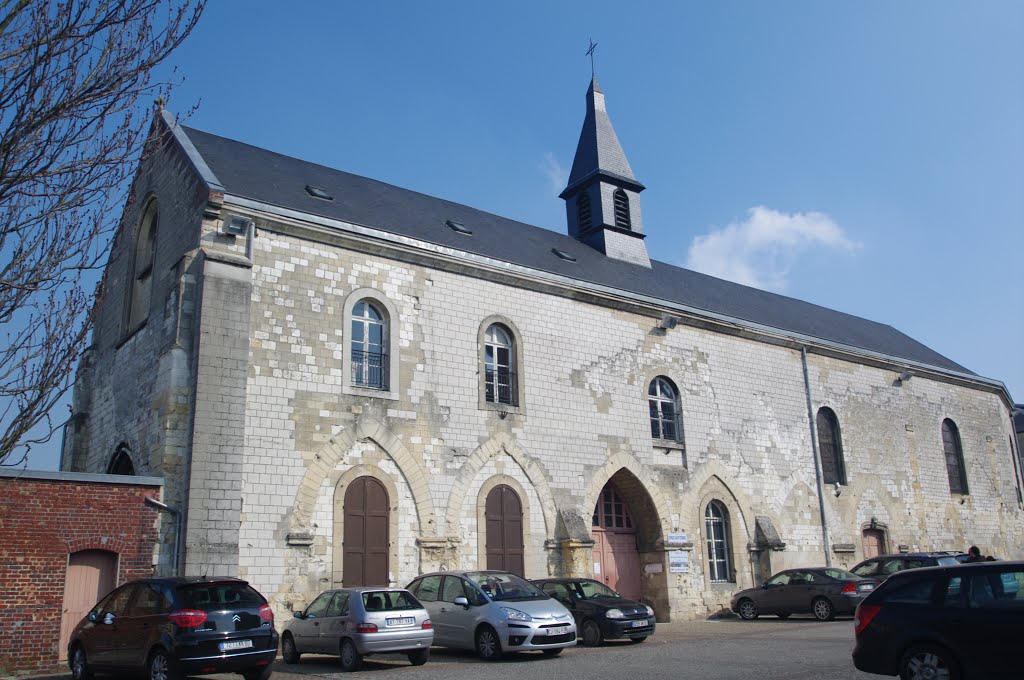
<box><xmin>98</xmin><ymin>584</ymin><xmax>137</xmax><ymax>617</ymax></box>
<box><xmin>363</xmin><ymin>590</ymin><xmax>423</xmax><ymax>611</ymax></box>
<box><xmin>880</xmin><ymin>577</ymin><xmax>935</xmax><ymax>604</ymax></box>
<box><xmin>326</xmin><ymin>592</ymin><xmax>349</xmax><ymax>617</ymax></box>
<box><xmin>936</xmin><ymin>556</ymin><xmax>960</xmax><ymax>567</ymax></box>
<box><xmin>881</xmin><ymin>559</ymin><xmax>905</xmax><ymax>575</ymax></box>
<box><xmin>944</xmin><ymin>576</ymin><xmax>966</xmax><ymax>608</ymax></box>
<box><xmin>461</xmin><ymin>579</ymin><xmax>488</xmax><ymax>607</ymax></box>
<box><xmin>411</xmin><ymin>575</ymin><xmax>441</xmax><ymax>603</ymax></box>
<box><xmin>180</xmin><ymin>582</ymin><xmax>265</xmax><ymax>610</ymax></box>
<box><xmin>466</xmin><ymin>572</ymin><xmax>547</xmax><ymax>601</ymax></box>
<box><xmin>851</xmin><ymin>560</ymin><xmax>879</xmax><ymax>577</ymax></box>
<box><xmin>439</xmin><ymin>577</ymin><xmax>467</xmax><ymax>603</ymax></box>
<box><xmin>575</xmin><ymin>579</ymin><xmax>619</xmax><ymax>599</ymax></box>
<box><xmin>129</xmin><ymin>584</ymin><xmax>173</xmax><ymax>616</ymax></box>
<box><xmin>303</xmin><ymin>591</ymin><xmax>334</xmax><ymax>618</ymax></box>
<box><xmin>970</xmin><ymin>570</ymin><xmax>1024</xmax><ymax>610</ymax></box>
<box><xmin>822</xmin><ymin>568</ymin><xmax>859</xmax><ymax>580</ymax></box>
<box><xmin>542</xmin><ymin>582</ymin><xmax>573</xmax><ymax>601</ymax></box>
<box><xmin>904</xmin><ymin>559</ymin><xmax>927</xmax><ymax>569</ymax></box>
<box><xmin>766</xmin><ymin>573</ymin><xmax>791</xmax><ymax>586</ymax></box>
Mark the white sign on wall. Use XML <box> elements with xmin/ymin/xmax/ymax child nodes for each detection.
<box><xmin>669</xmin><ymin>550</ymin><xmax>690</xmax><ymax>573</ymax></box>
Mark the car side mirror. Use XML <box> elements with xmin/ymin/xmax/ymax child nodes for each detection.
<box><xmin>761</xmin><ymin>583</ymin><xmax>770</xmax><ymax>589</ymax></box>
<box><xmin>453</xmin><ymin>596</ymin><xmax>469</xmax><ymax>608</ymax></box>
<box><xmin>292</xmin><ymin>611</ymin><xmax>304</xmax><ymax>619</ymax></box>
<box><xmin>102</xmin><ymin>612</ymin><xmax>115</xmax><ymax>625</ymax></box>
<box><xmin>87</xmin><ymin>612</ymin><xmax>99</xmax><ymax>623</ymax></box>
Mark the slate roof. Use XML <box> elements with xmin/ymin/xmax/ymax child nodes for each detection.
<box><xmin>180</xmin><ymin>124</ymin><xmax>971</xmax><ymax>376</ymax></box>
<box><xmin>563</xmin><ymin>78</ymin><xmax>643</xmax><ymax>195</ymax></box>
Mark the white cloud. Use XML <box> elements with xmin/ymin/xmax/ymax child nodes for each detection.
<box><xmin>540</xmin><ymin>152</ymin><xmax>568</xmax><ymax>194</ymax></box>
<box><xmin>685</xmin><ymin>206</ymin><xmax>859</xmax><ymax>292</ymax></box>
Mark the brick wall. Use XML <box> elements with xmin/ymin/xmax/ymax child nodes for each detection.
<box><xmin>0</xmin><ymin>471</ymin><xmax>162</xmax><ymax>676</ymax></box>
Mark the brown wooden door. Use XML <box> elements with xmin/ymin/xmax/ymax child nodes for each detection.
<box><xmin>591</xmin><ymin>484</ymin><xmax>642</xmax><ymax>600</ymax></box>
<box><xmin>60</xmin><ymin>550</ymin><xmax>117</xmax><ymax>659</ymax></box>
<box><xmin>343</xmin><ymin>477</ymin><xmax>389</xmax><ymax>586</ymax></box>
<box><xmin>485</xmin><ymin>485</ymin><xmax>524</xmax><ymax>575</ymax></box>
<box><xmin>863</xmin><ymin>529</ymin><xmax>884</xmax><ymax>558</ymax></box>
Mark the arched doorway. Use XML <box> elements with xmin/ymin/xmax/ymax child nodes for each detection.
<box><xmin>485</xmin><ymin>484</ymin><xmax>524</xmax><ymax>575</ymax></box>
<box><xmin>863</xmin><ymin>528</ymin><xmax>885</xmax><ymax>558</ymax></box>
<box><xmin>591</xmin><ymin>482</ymin><xmax>642</xmax><ymax>600</ymax></box>
<box><xmin>60</xmin><ymin>550</ymin><xmax>117</xmax><ymax>659</ymax></box>
<box><xmin>343</xmin><ymin>476</ymin><xmax>389</xmax><ymax>586</ymax></box>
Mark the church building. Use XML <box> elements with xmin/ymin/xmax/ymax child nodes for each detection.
<box><xmin>62</xmin><ymin>77</ymin><xmax>1022</xmax><ymax>620</ymax></box>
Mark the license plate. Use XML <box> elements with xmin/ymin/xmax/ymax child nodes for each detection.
<box><xmin>219</xmin><ymin>639</ymin><xmax>253</xmax><ymax>652</ymax></box>
<box><xmin>859</xmin><ymin>584</ymin><xmax>874</xmax><ymax>591</ymax></box>
<box><xmin>544</xmin><ymin>626</ymin><xmax>569</xmax><ymax>636</ymax></box>
<box><xmin>386</xmin><ymin>617</ymin><xmax>416</xmax><ymax>627</ymax></box>
<box><xmin>631</xmin><ymin>620</ymin><xmax>647</xmax><ymax>627</ymax></box>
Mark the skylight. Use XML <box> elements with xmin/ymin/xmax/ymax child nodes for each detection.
<box><xmin>305</xmin><ymin>185</ymin><xmax>333</xmax><ymax>201</ymax></box>
<box><xmin>445</xmin><ymin>219</ymin><xmax>473</xmax><ymax>235</ymax></box>
<box><xmin>552</xmin><ymin>248</ymin><xmax>577</xmax><ymax>262</ymax></box>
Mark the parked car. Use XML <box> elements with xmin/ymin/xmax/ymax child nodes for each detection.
<box><xmin>281</xmin><ymin>586</ymin><xmax>432</xmax><ymax>671</ymax></box>
<box><xmin>405</xmin><ymin>570</ymin><xmax>576</xmax><ymax>659</ymax></box>
<box><xmin>530</xmin><ymin>577</ymin><xmax>655</xmax><ymax>646</ymax></box>
<box><xmin>730</xmin><ymin>567</ymin><xmax>877</xmax><ymax>621</ymax></box>
<box><xmin>67</xmin><ymin>577</ymin><xmax>277</xmax><ymax>680</ymax></box>
<box><xmin>850</xmin><ymin>552</ymin><xmax>962</xmax><ymax>579</ymax></box>
<box><xmin>853</xmin><ymin>560</ymin><xmax>1024</xmax><ymax>679</ymax></box>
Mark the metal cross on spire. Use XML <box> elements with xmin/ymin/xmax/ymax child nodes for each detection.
<box><xmin>586</xmin><ymin>38</ymin><xmax>598</xmax><ymax>77</ymax></box>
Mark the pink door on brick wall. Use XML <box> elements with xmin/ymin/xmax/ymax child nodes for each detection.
<box><xmin>863</xmin><ymin>529</ymin><xmax>885</xmax><ymax>558</ymax></box>
<box><xmin>591</xmin><ymin>484</ymin><xmax>641</xmax><ymax>600</ymax></box>
<box><xmin>60</xmin><ymin>550</ymin><xmax>117</xmax><ymax>659</ymax></box>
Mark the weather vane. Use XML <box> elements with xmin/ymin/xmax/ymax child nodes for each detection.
<box><xmin>586</xmin><ymin>38</ymin><xmax>598</xmax><ymax>77</ymax></box>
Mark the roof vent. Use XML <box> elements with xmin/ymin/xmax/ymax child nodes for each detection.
<box><xmin>305</xmin><ymin>185</ymin><xmax>333</xmax><ymax>201</ymax></box>
<box><xmin>552</xmin><ymin>248</ymin><xmax>577</xmax><ymax>262</ymax></box>
<box><xmin>445</xmin><ymin>219</ymin><xmax>473</xmax><ymax>235</ymax></box>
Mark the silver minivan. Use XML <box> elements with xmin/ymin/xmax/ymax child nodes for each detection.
<box><xmin>406</xmin><ymin>570</ymin><xmax>576</xmax><ymax>660</ymax></box>
<box><xmin>282</xmin><ymin>587</ymin><xmax>433</xmax><ymax>671</ymax></box>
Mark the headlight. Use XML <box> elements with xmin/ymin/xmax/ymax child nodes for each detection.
<box><xmin>605</xmin><ymin>608</ymin><xmax>624</xmax><ymax>619</ymax></box>
<box><xmin>645</xmin><ymin>605</ymin><xmax>655</xmax><ymax>617</ymax></box>
<box><xmin>500</xmin><ymin>607</ymin><xmax>532</xmax><ymax>622</ymax></box>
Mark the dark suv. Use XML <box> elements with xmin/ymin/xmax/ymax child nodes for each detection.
<box><xmin>853</xmin><ymin>560</ymin><xmax>1024</xmax><ymax>679</ymax></box>
<box><xmin>850</xmin><ymin>552</ymin><xmax>961</xmax><ymax>579</ymax></box>
<box><xmin>67</xmin><ymin>577</ymin><xmax>278</xmax><ymax>680</ymax></box>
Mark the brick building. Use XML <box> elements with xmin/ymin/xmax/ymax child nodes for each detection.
<box><xmin>0</xmin><ymin>470</ymin><xmax>162</xmax><ymax>675</ymax></box>
<box><xmin>62</xmin><ymin>78</ymin><xmax>1021</xmax><ymax>622</ymax></box>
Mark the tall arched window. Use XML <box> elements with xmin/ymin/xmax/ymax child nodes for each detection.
<box><xmin>577</xmin><ymin>192</ymin><xmax>592</xmax><ymax>231</ymax></box>
<box><xmin>705</xmin><ymin>501</ymin><xmax>733</xmax><ymax>583</ymax></box>
<box><xmin>816</xmin><ymin>407</ymin><xmax>846</xmax><ymax>485</ymax></box>
<box><xmin>106</xmin><ymin>444</ymin><xmax>134</xmax><ymax>475</ymax></box>
<box><xmin>351</xmin><ymin>299</ymin><xmax>387</xmax><ymax>390</ymax></box>
<box><xmin>942</xmin><ymin>419</ymin><xmax>968</xmax><ymax>494</ymax></box>
<box><xmin>649</xmin><ymin>377</ymin><xmax>682</xmax><ymax>442</ymax></box>
<box><xmin>126</xmin><ymin>199</ymin><xmax>157</xmax><ymax>332</ymax></box>
<box><xmin>484</xmin><ymin>323</ymin><xmax>516</xmax><ymax>405</ymax></box>
<box><xmin>613</xmin><ymin>189</ymin><xmax>631</xmax><ymax>229</ymax></box>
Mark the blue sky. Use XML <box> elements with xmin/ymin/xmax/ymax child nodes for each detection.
<box><xmin>24</xmin><ymin>1</ymin><xmax>1023</xmax><ymax>469</ymax></box>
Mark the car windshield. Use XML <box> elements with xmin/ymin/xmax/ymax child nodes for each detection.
<box><xmin>465</xmin><ymin>572</ymin><xmax>547</xmax><ymax>601</ymax></box>
<box><xmin>821</xmin><ymin>568</ymin><xmax>859</xmax><ymax>580</ymax></box>
<box><xmin>936</xmin><ymin>556</ymin><xmax>960</xmax><ymax>566</ymax></box>
<box><xmin>571</xmin><ymin>579</ymin><xmax>619</xmax><ymax>600</ymax></box>
<box><xmin>362</xmin><ymin>590</ymin><xmax>422</xmax><ymax>612</ymax></box>
<box><xmin>180</xmin><ymin>582</ymin><xmax>264</xmax><ymax>610</ymax></box>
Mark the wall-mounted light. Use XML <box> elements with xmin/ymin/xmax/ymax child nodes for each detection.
<box><xmin>896</xmin><ymin>370</ymin><xmax>913</xmax><ymax>383</ymax></box>
<box><xmin>833</xmin><ymin>482</ymin><xmax>842</xmax><ymax>498</ymax></box>
<box><xmin>658</xmin><ymin>314</ymin><xmax>680</xmax><ymax>330</ymax></box>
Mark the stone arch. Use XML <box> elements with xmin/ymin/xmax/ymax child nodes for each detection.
<box><xmin>332</xmin><ymin>464</ymin><xmax>403</xmax><ymax>586</ymax></box>
<box><xmin>290</xmin><ymin>415</ymin><xmax>435</xmax><ymax>536</ymax></box>
<box><xmin>693</xmin><ymin>471</ymin><xmax>755</xmax><ymax>588</ymax></box>
<box><xmin>582</xmin><ymin>452</ymin><xmax>672</xmax><ymax>550</ymax></box>
<box><xmin>444</xmin><ymin>432</ymin><xmax>556</xmax><ymax>539</ymax></box>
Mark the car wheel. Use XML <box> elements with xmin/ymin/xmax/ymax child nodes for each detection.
<box><xmin>70</xmin><ymin>646</ymin><xmax>92</xmax><ymax>680</ymax></box>
<box><xmin>899</xmin><ymin>644</ymin><xmax>959</xmax><ymax>680</ymax></box>
<box><xmin>542</xmin><ymin>648</ymin><xmax>562</xmax><ymax>656</ymax></box>
<box><xmin>240</xmin><ymin>666</ymin><xmax>272</xmax><ymax>680</ymax></box>
<box><xmin>148</xmin><ymin>649</ymin><xmax>181</xmax><ymax>680</ymax></box>
<box><xmin>281</xmin><ymin>633</ymin><xmax>301</xmax><ymax>664</ymax></box>
<box><xmin>737</xmin><ymin>599</ymin><xmax>759</xmax><ymax>620</ymax></box>
<box><xmin>475</xmin><ymin>625</ymin><xmax>503</xmax><ymax>661</ymax></box>
<box><xmin>408</xmin><ymin>648</ymin><xmax>430</xmax><ymax>666</ymax></box>
<box><xmin>629</xmin><ymin>636</ymin><xmax>647</xmax><ymax>643</ymax></box>
<box><xmin>811</xmin><ymin>597</ymin><xmax>835</xmax><ymax>621</ymax></box>
<box><xmin>581</xmin><ymin>619</ymin><xmax>603</xmax><ymax>647</ymax></box>
<box><xmin>339</xmin><ymin>639</ymin><xmax>362</xmax><ymax>672</ymax></box>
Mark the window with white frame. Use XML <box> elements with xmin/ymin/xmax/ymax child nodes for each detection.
<box><xmin>705</xmin><ymin>500</ymin><xmax>733</xmax><ymax>582</ymax></box>
<box><xmin>351</xmin><ymin>299</ymin><xmax>387</xmax><ymax>390</ymax></box>
<box><xmin>484</xmin><ymin>323</ymin><xmax>516</xmax><ymax>405</ymax></box>
<box><xmin>648</xmin><ymin>376</ymin><xmax>682</xmax><ymax>441</ymax></box>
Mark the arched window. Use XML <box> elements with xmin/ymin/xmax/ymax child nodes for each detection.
<box><xmin>484</xmin><ymin>323</ymin><xmax>517</xmax><ymax>406</ymax></box>
<box><xmin>126</xmin><ymin>199</ymin><xmax>158</xmax><ymax>332</ymax></box>
<box><xmin>613</xmin><ymin>189</ymin><xmax>631</xmax><ymax>229</ymax></box>
<box><xmin>649</xmin><ymin>377</ymin><xmax>682</xmax><ymax>442</ymax></box>
<box><xmin>351</xmin><ymin>299</ymin><xmax>387</xmax><ymax>390</ymax></box>
<box><xmin>705</xmin><ymin>501</ymin><xmax>733</xmax><ymax>583</ymax></box>
<box><xmin>106</xmin><ymin>444</ymin><xmax>134</xmax><ymax>475</ymax></box>
<box><xmin>577</xmin><ymin>192</ymin><xmax>592</xmax><ymax>231</ymax></box>
<box><xmin>816</xmin><ymin>407</ymin><xmax>846</xmax><ymax>485</ymax></box>
<box><xmin>942</xmin><ymin>419</ymin><xmax>968</xmax><ymax>494</ymax></box>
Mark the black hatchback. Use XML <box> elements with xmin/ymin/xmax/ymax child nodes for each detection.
<box><xmin>67</xmin><ymin>577</ymin><xmax>278</xmax><ymax>680</ymax></box>
<box><xmin>853</xmin><ymin>560</ymin><xmax>1024</xmax><ymax>679</ymax></box>
<box><xmin>531</xmin><ymin>578</ymin><xmax>655</xmax><ymax>646</ymax></box>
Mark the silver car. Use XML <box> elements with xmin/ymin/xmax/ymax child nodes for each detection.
<box><xmin>282</xmin><ymin>587</ymin><xmax>433</xmax><ymax>671</ymax></box>
<box><xmin>406</xmin><ymin>570</ymin><xmax>576</xmax><ymax>660</ymax></box>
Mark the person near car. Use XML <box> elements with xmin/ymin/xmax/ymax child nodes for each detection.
<box><xmin>964</xmin><ymin>545</ymin><xmax>985</xmax><ymax>562</ymax></box>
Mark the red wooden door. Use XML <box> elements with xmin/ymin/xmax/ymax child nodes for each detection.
<box><xmin>863</xmin><ymin>529</ymin><xmax>884</xmax><ymax>558</ymax></box>
<box><xmin>591</xmin><ymin>484</ymin><xmax>641</xmax><ymax>600</ymax></box>
<box><xmin>60</xmin><ymin>550</ymin><xmax>117</xmax><ymax>659</ymax></box>
<box><xmin>343</xmin><ymin>477</ymin><xmax>389</xmax><ymax>586</ymax></box>
<box><xmin>485</xmin><ymin>485</ymin><xmax>524</xmax><ymax>575</ymax></box>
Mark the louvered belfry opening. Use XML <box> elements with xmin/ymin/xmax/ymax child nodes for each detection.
<box><xmin>613</xmin><ymin>189</ymin><xmax>631</xmax><ymax>229</ymax></box>
<box><xmin>577</xmin><ymin>192</ymin><xmax>592</xmax><ymax>231</ymax></box>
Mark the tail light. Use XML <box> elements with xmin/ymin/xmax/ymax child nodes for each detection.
<box><xmin>169</xmin><ymin>610</ymin><xmax>208</xmax><ymax>628</ymax></box>
<box><xmin>258</xmin><ymin>604</ymin><xmax>274</xmax><ymax>624</ymax></box>
<box><xmin>356</xmin><ymin>623</ymin><xmax>378</xmax><ymax>633</ymax></box>
<box><xmin>421</xmin><ymin>620</ymin><xmax>433</xmax><ymax>629</ymax></box>
<box><xmin>842</xmin><ymin>582</ymin><xmax>857</xmax><ymax>594</ymax></box>
<box><xmin>854</xmin><ymin>604</ymin><xmax>881</xmax><ymax>636</ymax></box>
